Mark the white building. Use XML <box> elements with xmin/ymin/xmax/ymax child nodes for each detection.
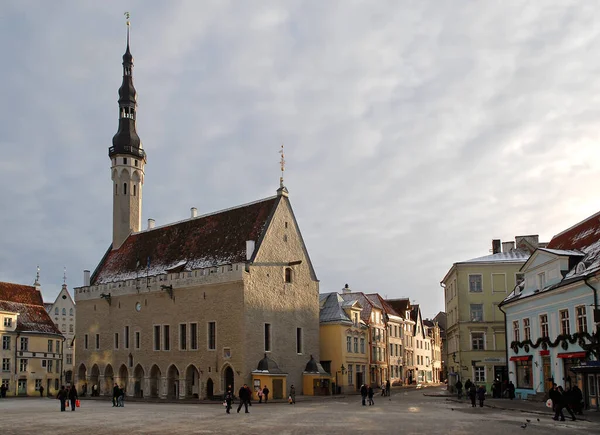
<box><xmin>45</xmin><ymin>282</ymin><xmax>76</xmax><ymax>385</ymax></box>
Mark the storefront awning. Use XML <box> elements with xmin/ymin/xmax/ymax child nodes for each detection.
<box><xmin>557</xmin><ymin>352</ymin><xmax>586</xmax><ymax>359</ymax></box>
<box><xmin>539</xmin><ymin>350</ymin><xmax>549</xmax><ymax>356</ymax></box>
<box><xmin>510</xmin><ymin>355</ymin><xmax>532</xmax><ymax>361</ymax></box>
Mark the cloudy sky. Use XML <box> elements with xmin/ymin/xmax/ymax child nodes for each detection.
<box><xmin>2</xmin><ymin>0</ymin><xmax>600</xmax><ymax>318</ymax></box>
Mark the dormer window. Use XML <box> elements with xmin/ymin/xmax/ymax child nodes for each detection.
<box><xmin>537</xmin><ymin>272</ymin><xmax>546</xmax><ymax>290</ymax></box>
<box><xmin>576</xmin><ymin>262</ymin><xmax>586</xmax><ymax>274</ymax></box>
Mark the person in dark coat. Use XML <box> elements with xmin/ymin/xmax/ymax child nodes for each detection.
<box><xmin>367</xmin><ymin>385</ymin><xmax>374</xmax><ymax>405</ymax></box>
<box><xmin>68</xmin><ymin>385</ymin><xmax>78</xmax><ymax>411</ymax></box>
<box><xmin>469</xmin><ymin>384</ymin><xmax>477</xmax><ymax>407</ymax></box>
<box><xmin>464</xmin><ymin>379</ymin><xmax>472</xmax><ymax>391</ymax></box>
<box><xmin>262</xmin><ymin>385</ymin><xmax>269</xmax><ymax>403</ymax></box>
<box><xmin>237</xmin><ymin>384</ymin><xmax>250</xmax><ymax>413</ymax></box>
<box><xmin>477</xmin><ymin>385</ymin><xmax>486</xmax><ymax>407</ymax></box>
<box><xmin>455</xmin><ymin>380</ymin><xmax>463</xmax><ymax>399</ymax></box>
<box><xmin>39</xmin><ymin>385</ymin><xmax>44</xmax><ymax>397</ymax></box>
<box><xmin>549</xmin><ymin>384</ymin><xmax>564</xmax><ymax>421</ymax></box>
<box><xmin>360</xmin><ymin>384</ymin><xmax>368</xmax><ymax>406</ymax></box>
<box><xmin>507</xmin><ymin>381</ymin><xmax>515</xmax><ymax>400</ymax></box>
<box><xmin>386</xmin><ymin>379</ymin><xmax>391</xmax><ymax>397</ymax></box>
<box><xmin>224</xmin><ymin>386</ymin><xmax>233</xmax><ymax>414</ymax></box>
<box><xmin>557</xmin><ymin>386</ymin><xmax>576</xmax><ymax>421</ymax></box>
<box><xmin>289</xmin><ymin>385</ymin><xmax>296</xmax><ymax>404</ymax></box>
<box><xmin>57</xmin><ymin>386</ymin><xmax>67</xmax><ymax>411</ymax></box>
<box><xmin>0</xmin><ymin>384</ymin><xmax>6</xmax><ymax>398</ymax></box>
<box><xmin>571</xmin><ymin>385</ymin><xmax>584</xmax><ymax>415</ymax></box>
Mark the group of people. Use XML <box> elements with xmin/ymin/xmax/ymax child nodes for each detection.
<box><xmin>360</xmin><ymin>384</ymin><xmax>375</xmax><ymax>406</ymax></box>
<box><xmin>462</xmin><ymin>379</ymin><xmax>486</xmax><ymax>408</ymax></box>
<box><xmin>56</xmin><ymin>385</ymin><xmax>78</xmax><ymax>411</ymax></box>
<box><xmin>549</xmin><ymin>383</ymin><xmax>583</xmax><ymax>421</ymax></box>
<box><xmin>112</xmin><ymin>384</ymin><xmax>125</xmax><ymax>407</ymax></box>
<box><xmin>223</xmin><ymin>383</ymin><xmax>297</xmax><ymax>414</ymax></box>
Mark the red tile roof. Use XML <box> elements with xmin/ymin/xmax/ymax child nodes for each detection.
<box><xmin>92</xmin><ymin>196</ymin><xmax>280</xmax><ymax>284</ymax></box>
<box><xmin>0</xmin><ymin>282</ymin><xmax>63</xmax><ymax>336</ymax></box>
<box><xmin>547</xmin><ymin>210</ymin><xmax>600</xmax><ymax>251</ymax></box>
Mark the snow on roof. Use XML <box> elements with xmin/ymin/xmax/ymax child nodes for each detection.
<box><xmin>0</xmin><ymin>282</ymin><xmax>63</xmax><ymax>336</ymax></box>
<box><xmin>462</xmin><ymin>249</ymin><xmax>530</xmax><ymax>263</ymax></box>
<box><xmin>91</xmin><ymin>196</ymin><xmax>279</xmax><ymax>284</ymax></box>
<box><xmin>538</xmin><ymin>248</ymin><xmax>584</xmax><ymax>256</ymax></box>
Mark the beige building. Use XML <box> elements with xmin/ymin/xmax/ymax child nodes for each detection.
<box><xmin>424</xmin><ymin>319</ymin><xmax>442</xmax><ymax>383</ymax></box>
<box><xmin>442</xmin><ymin>236</ymin><xmax>541</xmax><ymax>391</ymax></box>
<box><xmin>1</xmin><ymin>280</ymin><xmax>64</xmax><ymax>396</ymax></box>
<box><xmin>74</xmin><ymin>35</ymin><xmax>319</xmax><ymax>400</ymax></box>
<box><xmin>387</xmin><ymin>299</ymin><xmax>415</xmax><ymax>384</ymax></box>
<box><xmin>45</xmin><ymin>281</ymin><xmax>76</xmax><ymax>385</ymax></box>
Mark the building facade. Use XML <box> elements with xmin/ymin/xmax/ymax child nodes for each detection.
<box><xmin>442</xmin><ymin>237</ymin><xmax>541</xmax><ymax>391</ymax></box>
<box><xmin>45</xmin><ymin>282</ymin><xmax>76</xmax><ymax>384</ymax></box>
<box><xmin>319</xmin><ymin>291</ymin><xmax>368</xmax><ymax>393</ymax></box>
<box><xmin>501</xmin><ymin>214</ymin><xmax>600</xmax><ymax>409</ymax></box>
<box><xmin>1</xmin><ymin>280</ymin><xmax>64</xmax><ymax>396</ymax></box>
<box><xmin>74</xmin><ymin>33</ymin><xmax>320</xmax><ymax>400</ymax></box>
<box><xmin>411</xmin><ymin>305</ymin><xmax>432</xmax><ymax>383</ymax></box>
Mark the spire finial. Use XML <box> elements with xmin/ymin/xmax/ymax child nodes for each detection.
<box><xmin>279</xmin><ymin>144</ymin><xmax>285</xmax><ymax>188</ymax></box>
<box><xmin>124</xmin><ymin>11</ymin><xmax>131</xmax><ymax>46</ymax></box>
<box><xmin>34</xmin><ymin>265</ymin><xmax>40</xmax><ymax>286</ymax></box>
<box><xmin>63</xmin><ymin>267</ymin><xmax>67</xmax><ymax>285</ymax></box>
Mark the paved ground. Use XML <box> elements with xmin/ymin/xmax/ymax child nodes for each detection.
<box><xmin>0</xmin><ymin>387</ymin><xmax>597</xmax><ymax>434</ymax></box>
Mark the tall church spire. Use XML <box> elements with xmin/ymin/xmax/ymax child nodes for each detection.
<box><xmin>110</xmin><ymin>13</ymin><xmax>146</xmax><ymax>250</ymax></box>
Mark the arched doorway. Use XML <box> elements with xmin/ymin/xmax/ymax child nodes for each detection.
<box><xmin>149</xmin><ymin>365</ymin><xmax>161</xmax><ymax>398</ymax></box>
<box><xmin>167</xmin><ymin>365</ymin><xmax>179</xmax><ymax>399</ymax></box>
<box><xmin>134</xmin><ymin>364</ymin><xmax>145</xmax><ymax>398</ymax></box>
<box><xmin>206</xmin><ymin>378</ymin><xmax>214</xmax><ymax>399</ymax></box>
<box><xmin>223</xmin><ymin>366</ymin><xmax>234</xmax><ymax>396</ymax></box>
<box><xmin>90</xmin><ymin>364</ymin><xmax>99</xmax><ymax>396</ymax></box>
<box><xmin>185</xmin><ymin>364</ymin><xmax>200</xmax><ymax>398</ymax></box>
<box><xmin>118</xmin><ymin>365</ymin><xmax>128</xmax><ymax>393</ymax></box>
<box><xmin>104</xmin><ymin>364</ymin><xmax>114</xmax><ymax>396</ymax></box>
<box><xmin>77</xmin><ymin>364</ymin><xmax>87</xmax><ymax>394</ymax></box>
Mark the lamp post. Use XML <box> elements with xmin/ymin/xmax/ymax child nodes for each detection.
<box><xmin>335</xmin><ymin>364</ymin><xmax>346</xmax><ymax>394</ymax></box>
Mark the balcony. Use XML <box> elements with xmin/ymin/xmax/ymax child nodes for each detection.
<box><xmin>109</xmin><ymin>146</ymin><xmax>146</xmax><ymax>159</ymax></box>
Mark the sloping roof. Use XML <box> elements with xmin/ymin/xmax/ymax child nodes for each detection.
<box><xmin>340</xmin><ymin>292</ymin><xmax>373</xmax><ymax>323</ymax></box>
<box><xmin>538</xmin><ymin>248</ymin><xmax>584</xmax><ymax>257</ymax></box>
<box><xmin>386</xmin><ymin>298</ymin><xmax>411</xmax><ymax>320</ymax></box>
<box><xmin>0</xmin><ymin>282</ymin><xmax>62</xmax><ymax>336</ymax></box>
<box><xmin>366</xmin><ymin>294</ymin><xmax>401</xmax><ymax>319</ymax></box>
<box><xmin>410</xmin><ymin>304</ymin><xmax>419</xmax><ymax>323</ymax></box>
<box><xmin>92</xmin><ymin>196</ymin><xmax>279</xmax><ymax>284</ymax></box>
<box><xmin>319</xmin><ymin>292</ymin><xmax>353</xmax><ymax>324</ymax></box>
<box><xmin>462</xmin><ymin>249</ymin><xmax>530</xmax><ymax>263</ymax></box>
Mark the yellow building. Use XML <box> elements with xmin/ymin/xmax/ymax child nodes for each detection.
<box><xmin>441</xmin><ymin>236</ymin><xmax>541</xmax><ymax>391</ymax></box>
<box><xmin>1</xmin><ymin>280</ymin><xmax>64</xmax><ymax>396</ymax></box>
<box><xmin>319</xmin><ymin>291</ymin><xmax>369</xmax><ymax>393</ymax></box>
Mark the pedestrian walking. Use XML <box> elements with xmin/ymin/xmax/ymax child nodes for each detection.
<box><xmin>507</xmin><ymin>381</ymin><xmax>515</xmax><ymax>400</ymax></box>
<box><xmin>468</xmin><ymin>384</ymin><xmax>477</xmax><ymax>407</ymax></box>
<box><xmin>68</xmin><ymin>385</ymin><xmax>78</xmax><ymax>411</ymax></box>
<box><xmin>367</xmin><ymin>385</ymin><xmax>374</xmax><ymax>405</ymax></box>
<box><xmin>39</xmin><ymin>385</ymin><xmax>44</xmax><ymax>398</ymax></box>
<box><xmin>92</xmin><ymin>384</ymin><xmax>98</xmax><ymax>397</ymax></box>
<box><xmin>464</xmin><ymin>379</ymin><xmax>472</xmax><ymax>391</ymax></box>
<box><xmin>557</xmin><ymin>386</ymin><xmax>576</xmax><ymax>421</ymax></box>
<box><xmin>257</xmin><ymin>387</ymin><xmax>263</xmax><ymax>403</ymax></box>
<box><xmin>571</xmin><ymin>385</ymin><xmax>584</xmax><ymax>415</ymax></box>
<box><xmin>112</xmin><ymin>383</ymin><xmax>119</xmax><ymax>407</ymax></box>
<box><xmin>262</xmin><ymin>385</ymin><xmax>269</xmax><ymax>403</ymax></box>
<box><xmin>117</xmin><ymin>385</ymin><xmax>125</xmax><ymax>407</ymax></box>
<box><xmin>57</xmin><ymin>386</ymin><xmax>67</xmax><ymax>412</ymax></box>
<box><xmin>360</xmin><ymin>384</ymin><xmax>367</xmax><ymax>406</ymax></box>
<box><xmin>289</xmin><ymin>385</ymin><xmax>296</xmax><ymax>404</ymax></box>
<box><xmin>386</xmin><ymin>379</ymin><xmax>391</xmax><ymax>397</ymax></box>
<box><xmin>224</xmin><ymin>386</ymin><xmax>233</xmax><ymax>414</ymax></box>
<box><xmin>477</xmin><ymin>385</ymin><xmax>486</xmax><ymax>407</ymax></box>
<box><xmin>237</xmin><ymin>384</ymin><xmax>250</xmax><ymax>413</ymax></box>
<box><xmin>0</xmin><ymin>384</ymin><xmax>7</xmax><ymax>398</ymax></box>
<box><xmin>455</xmin><ymin>380</ymin><xmax>463</xmax><ymax>399</ymax></box>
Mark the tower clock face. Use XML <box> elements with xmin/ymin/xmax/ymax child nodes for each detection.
<box><xmin>135</xmin><ymin>302</ymin><xmax>142</xmax><ymax>312</ymax></box>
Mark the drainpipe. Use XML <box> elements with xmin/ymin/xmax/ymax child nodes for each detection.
<box><xmin>584</xmin><ymin>278</ymin><xmax>599</xmax><ymax>359</ymax></box>
<box><xmin>497</xmin><ymin>303</ymin><xmax>510</xmax><ymax>385</ymax></box>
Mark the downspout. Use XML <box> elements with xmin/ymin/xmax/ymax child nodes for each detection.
<box><xmin>584</xmin><ymin>277</ymin><xmax>599</xmax><ymax>359</ymax></box>
<box><xmin>497</xmin><ymin>303</ymin><xmax>509</xmax><ymax>384</ymax></box>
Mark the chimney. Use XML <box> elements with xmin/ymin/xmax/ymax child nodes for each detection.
<box><xmin>246</xmin><ymin>240</ymin><xmax>255</xmax><ymax>260</ymax></box>
<box><xmin>515</xmin><ymin>235</ymin><xmax>540</xmax><ymax>254</ymax></box>
<box><xmin>83</xmin><ymin>270</ymin><xmax>90</xmax><ymax>287</ymax></box>
<box><xmin>502</xmin><ymin>241</ymin><xmax>515</xmax><ymax>253</ymax></box>
<box><xmin>492</xmin><ymin>239</ymin><xmax>501</xmax><ymax>254</ymax></box>
<box><xmin>191</xmin><ymin>207</ymin><xmax>198</xmax><ymax>218</ymax></box>
<box><xmin>147</xmin><ymin>218</ymin><xmax>155</xmax><ymax>229</ymax></box>
<box><xmin>342</xmin><ymin>283</ymin><xmax>351</xmax><ymax>294</ymax></box>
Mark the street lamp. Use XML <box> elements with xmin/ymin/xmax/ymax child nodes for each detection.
<box><xmin>334</xmin><ymin>364</ymin><xmax>347</xmax><ymax>395</ymax></box>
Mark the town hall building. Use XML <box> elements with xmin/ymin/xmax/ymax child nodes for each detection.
<box><xmin>74</xmin><ymin>25</ymin><xmax>320</xmax><ymax>400</ymax></box>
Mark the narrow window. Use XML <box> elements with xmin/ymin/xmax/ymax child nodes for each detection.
<box><xmin>62</xmin><ymin>308</ymin><xmax>66</xmax><ymax>315</ymax></box>
<box><xmin>347</xmin><ymin>336</ymin><xmax>352</xmax><ymax>352</ymax></box>
<box><xmin>124</xmin><ymin>326</ymin><xmax>130</xmax><ymax>349</ymax></box>
<box><xmin>123</xmin><ymin>183</ymin><xmax>127</xmax><ymax>195</ymax></box>
<box><xmin>285</xmin><ymin>268</ymin><xmax>292</xmax><ymax>283</ymax></box>
<box><xmin>114</xmin><ymin>332</ymin><xmax>119</xmax><ymax>350</ymax></box>
<box><xmin>133</xmin><ymin>184</ymin><xmax>137</xmax><ymax>196</ymax></box>
<box><xmin>54</xmin><ymin>307</ymin><xmax>58</xmax><ymax>315</ymax></box>
<box><xmin>513</xmin><ymin>321</ymin><xmax>520</xmax><ymax>342</ymax></box>
<box><xmin>154</xmin><ymin>325</ymin><xmax>161</xmax><ymax>351</ymax></box>
<box><xmin>134</xmin><ymin>160</ymin><xmax>138</xmax><ymax>167</ymax></box>
<box><xmin>190</xmin><ymin>323</ymin><xmax>198</xmax><ymax>350</ymax></box>
<box><xmin>48</xmin><ymin>340</ymin><xmax>53</xmax><ymax>353</ymax></box>
<box><xmin>115</xmin><ymin>184</ymin><xmax>118</xmax><ymax>195</ymax></box>
<box><xmin>208</xmin><ymin>322</ymin><xmax>216</xmax><ymax>350</ymax></box>
<box><xmin>95</xmin><ymin>334</ymin><xmax>100</xmax><ymax>349</ymax></box>
<box><xmin>163</xmin><ymin>325</ymin><xmax>170</xmax><ymax>351</ymax></box>
<box><xmin>576</xmin><ymin>306</ymin><xmax>588</xmax><ymax>333</ymax></box>
<box><xmin>559</xmin><ymin>310</ymin><xmax>570</xmax><ymax>335</ymax></box>
<box><xmin>135</xmin><ymin>331</ymin><xmax>140</xmax><ymax>349</ymax></box>
<box><xmin>264</xmin><ymin>323</ymin><xmax>272</xmax><ymax>352</ymax></box>
<box><xmin>296</xmin><ymin>328</ymin><xmax>303</xmax><ymax>354</ymax></box>
<box><xmin>84</xmin><ymin>334</ymin><xmax>88</xmax><ymax>350</ymax></box>
<box><xmin>69</xmin><ymin>308</ymin><xmax>73</xmax><ymax>316</ymax></box>
<box><xmin>539</xmin><ymin>314</ymin><xmax>549</xmax><ymax>338</ymax></box>
<box><xmin>123</xmin><ymin>158</ymin><xmax>127</xmax><ymax>165</ymax></box>
<box><xmin>523</xmin><ymin>318</ymin><xmax>531</xmax><ymax>340</ymax></box>
<box><xmin>180</xmin><ymin>324</ymin><xmax>187</xmax><ymax>350</ymax></box>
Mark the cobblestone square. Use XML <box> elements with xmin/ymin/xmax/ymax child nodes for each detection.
<box><xmin>0</xmin><ymin>388</ymin><xmax>596</xmax><ymax>435</ymax></box>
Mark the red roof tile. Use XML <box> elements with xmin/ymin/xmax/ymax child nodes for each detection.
<box><xmin>92</xmin><ymin>196</ymin><xmax>279</xmax><ymax>284</ymax></box>
<box><xmin>547</xmin><ymin>210</ymin><xmax>600</xmax><ymax>251</ymax></box>
<box><xmin>0</xmin><ymin>282</ymin><xmax>63</xmax><ymax>336</ymax></box>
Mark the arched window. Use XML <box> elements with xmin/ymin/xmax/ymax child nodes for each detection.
<box><xmin>124</xmin><ymin>183</ymin><xmax>128</xmax><ymax>195</ymax></box>
<box><xmin>54</xmin><ymin>307</ymin><xmax>58</xmax><ymax>315</ymax></box>
<box><xmin>62</xmin><ymin>308</ymin><xmax>66</xmax><ymax>315</ymax></box>
<box><xmin>285</xmin><ymin>268</ymin><xmax>292</xmax><ymax>283</ymax></box>
<box><xmin>69</xmin><ymin>308</ymin><xmax>73</xmax><ymax>316</ymax></box>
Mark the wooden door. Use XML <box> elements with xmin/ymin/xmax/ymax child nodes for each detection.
<box><xmin>542</xmin><ymin>356</ymin><xmax>552</xmax><ymax>392</ymax></box>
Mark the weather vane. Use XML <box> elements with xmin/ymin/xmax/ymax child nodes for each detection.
<box><xmin>124</xmin><ymin>11</ymin><xmax>130</xmax><ymax>26</ymax></box>
<box><xmin>63</xmin><ymin>267</ymin><xmax>67</xmax><ymax>285</ymax></box>
<box><xmin>279</xmin><ymin>144</ymin><xmax>285</xmax><ymax>187</ymax></box>
<box><xmin>34</xmin><ymin>265</ymin><xmax>40</xmax><ymax>286</ymax></box>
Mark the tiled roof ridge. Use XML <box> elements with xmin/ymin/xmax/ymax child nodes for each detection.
<box><xmin>135</xmin><ymin>195</ymin><xmax>279</xmax><ymax>235</ymax></box>
<box><xmin>551</xmin><ymin>209</ymin><xmax>600</xmax><ymax>240</ymax></box>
